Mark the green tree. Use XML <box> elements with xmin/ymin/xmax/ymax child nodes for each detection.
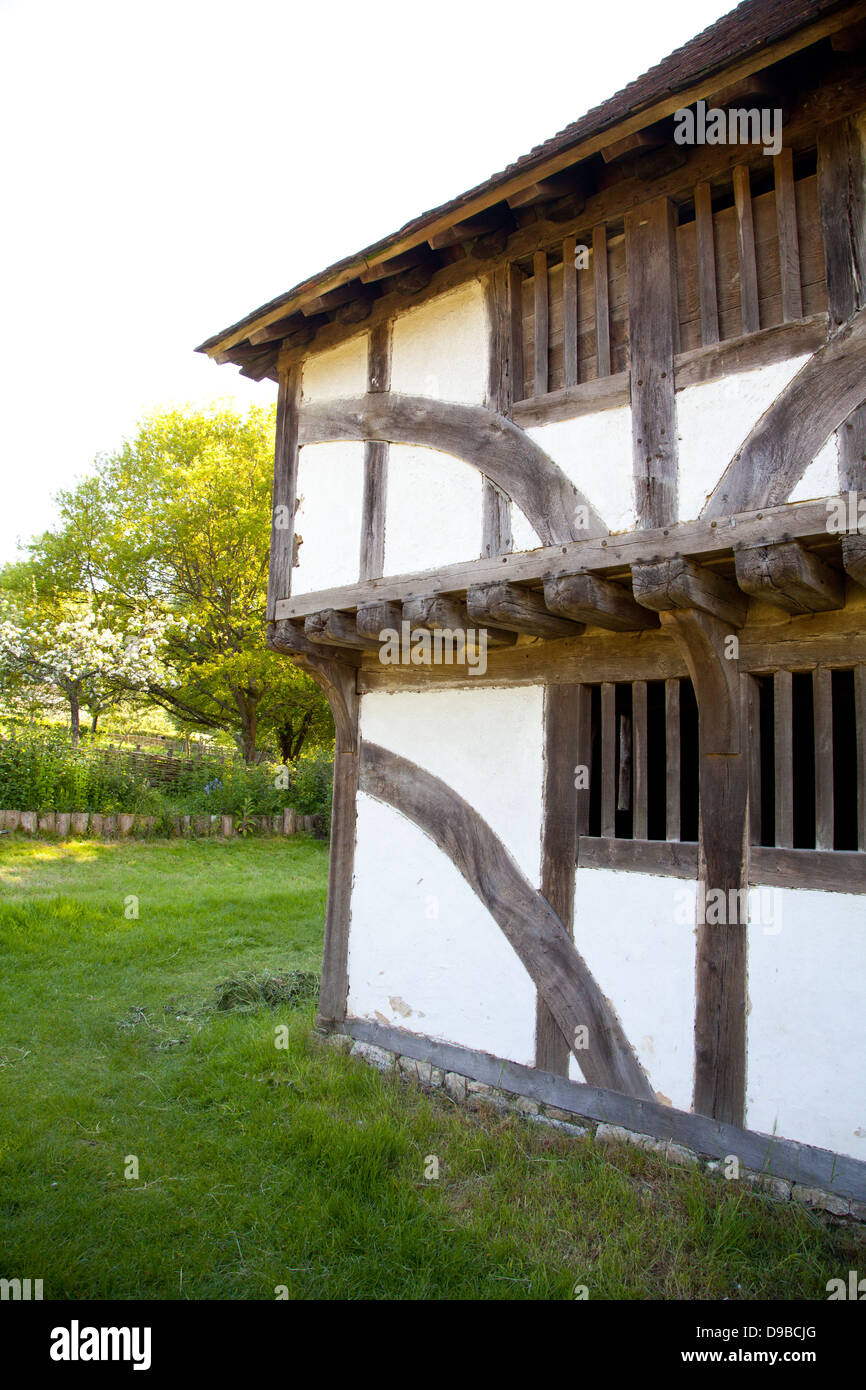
<box><xmin>27</xmin><ymin>403</ymin><xmax>331</xmax><ymax>762</ymax></box>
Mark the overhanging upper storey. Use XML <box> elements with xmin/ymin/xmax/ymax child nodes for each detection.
<box><xmin>197</xmin><ymin>0</ymin><xmax>866</xmax><ymax>671</ymax></box>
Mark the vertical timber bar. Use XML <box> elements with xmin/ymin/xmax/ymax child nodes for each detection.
<box><xmin>632</xmin><ymin>680</ymin><xmax>648</xmax><ymax>839</ymax></box>
<box><xmin>694</xmin><ymin>181</ymin><xmax>720</xmax><ymax>346</ymax></box>
<box><xmin>533</xmin><ymin>250</ymin><xmax>549</xmax><ymax>398</ymax></box>
<box><xmin>626</xmin><ymin>197</ymin><xmax>679</xmax><ymax>528</ymax></box>
<box><xmin>360</xmin><ymin>322</ymin><xmax>391</xmax><ymax>580</ymax></box>
<box><xmin>562</xmin><ymin>234</ymin><xmax>578</xmax><ymax>388</ymax></box>
<box><xmin>774</xmin><ymin>670</ymin><xmax>794</xmax><ymax>849</ymax></box>
<box><xmin>536</xmin><ymin>683</ymin><xmax>581</xmax><ymax>1074</ymax></box>
<box><xmin>742</xmin><ymin>672</ymin><xmax>762</xmax><ymax>848</ymax></box>
<box><xmin>601</xmin><ymin>681</ymin><xmax>617</xmax><ymax>838</ymax></box>
<box><xmin>508</xmin><ymin>263</ymin><xmax>525</xmax><ymax>403</ymax></box>
<box><xmin>818</xmin><ymin>118</ymin><xmax>866</xmax><ymax>491</ymax></box>
<box><xmin>814</xmin><ymin>666</ymin><xmax>834</xmax><ymax>851</ymax></box>
<box><xmin>483</xmin><ymin>267</ymin><xmax>514</xmax><ymax>558</ymax></box>
<box><xmin>592</xmin><ymin>224</ymin><xmax>610</xmax><ymax>378</ymax></box>
<box><xmin>665</xmin><ymin>677</ymin><xmax>681</xmax><ymax>841</ymax></box>
<box><xmin>316</xmin><ymin>662</ymin><xmax>361</xmax><ymax>1028</ymax></box>
<box><xmin>267</xmin><ymin>363</ymin><xmax>301</xmax><ymax>618</ymax></box>
<box><xmin>733</xmin><ymin>165</ymin><xmax>760</xmax><ymax>335</ymax></box>
<box><xmin>774</xmin><ymin>147</ymin><xmax>803</xmax><ymax>323</ymax></box>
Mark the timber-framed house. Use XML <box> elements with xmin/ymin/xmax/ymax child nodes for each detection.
<box><xmin>199</xmin><ymin>0</ymin><xmax>866</xmax><ymax>1198</ymax></box>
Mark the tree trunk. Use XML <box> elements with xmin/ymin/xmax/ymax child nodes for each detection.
<box><xmin>69</xmin><ymin>690</ymin><xmax>80</xmax><ymax>749</ymax></box>
<box><xmin>277</xmin><ymin>710</ymin><xmax>314</xmax><ymax>762</ymax></box>
<box><xmin>91</xmin><ymin>710</ymin><xmax>99</xmax><ymax>734</ymax></box>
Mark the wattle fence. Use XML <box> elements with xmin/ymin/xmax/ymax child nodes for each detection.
<box><xmin>0</xmin><ymin>808</ymin><xmax>325</xmax><ymax>839</ymax></box>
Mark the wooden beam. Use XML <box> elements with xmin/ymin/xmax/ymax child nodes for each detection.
<box><xmin>774</xmin><ymin>148</ymin><xmax>803</xmax><ymax>323</ymax></box>
<box><xmin>734</xmin><ymin>541</ymin><xmax>845</xmax><ymax>614</ymax></box>
<box><xmin>275</xmin><ymin>496</ymin><xmax>843</xmax><ymax>622</ymax></box>
<box><xmin>508</xmin><ymin>263</ymin><xmax>525</xmax><ymax>404</ymax></box>
<box><xmin>267</xmin><ymin>365</ymin><xmax>301</xmax><ymax>620</ymax></box>
<box><xmin>402</xmin><ymin>594</ymin><xmax>516</xmax><ymax>647</ymax></box>
<box><xmin>483</xmin><ymin>266</ymin><xmax>515</xmax><ymax>559</ymax></box>
<box><xmin>356</xmin><ymin>601</ymin><xmax>403</xmax><ymax>638</ymax></box>
<box><xmin>359</xmin><ymin>249</ymin><xmax>429</xmax><ymax>283</ymax></box>
<box><xmin>360</xmin><ymin>742</ymin><xmax>654</xmax><ymax>1099</ymax></box>
<box><xmin>818</xmin><ymin>117</ymin><xmax>866</xmax><ymax>494</ymax></box>
<box><xmin>663</xmin><ymin>610</ymin><xmax>748</xmax><ymax>1127</ymax></box>
<box><xmin>298</xmin><ymin>391</ymin><xmax>606</xmax><ymax>545</ymax></box>
<box><xmin>694</xmin><ymin>181</ymin><xmax>719</xmax><ymax>346</ymax></box>
<box><xmin>537</xmin><ymin>684</ymin><xmax>582</xmax><ymax>1075</ymax></box>
<box><xmin>601</xmin><ymin>681</ymin><xmax>617</xmax><ymax>838</ymax></box>
<box><xmin>428</xmin><ymin>214</ymin><xmax>501</xmax><ymax>249</ymax></box>
<box><xmin>814</xmin><ymin>666</ymin><xmax>834</xmax><ymax>852</ymax></box>
<box><xmin>533</xmin><ymin>250</ymin><xmax>549</xmax><ymax>397</ymax></box>
<box><xmin>774</xmin><ymin>669</ymin><xmax>794</xmax><ymax>849</ymax></box>
<box><xmin>592</xmin><ymin>225</ymin><xmax>611</xmax><ymax>379</ymax></box>
<box><xmin>305</xmin><ymin>610</ymin><xmax>380</xmax><ymax>651</ymax></box>
<box><xmin>632</xmin><ymin>680</ymin><xmax>648</xmax><ymax>840</ymax></box>
<box><xmin>626</xmin><ymin>198</ymin><xmax>679</xmax><ymax>527</ymax></box>
<box><xmin>665</xmin><ymin>678</ymin><xmax>681</xmax><ymax>842</ymax></box>
<box><xmin>512</xmin><ymin>371</ymin><xmax>629</xmax><ymax>427</ymax></box>
<box><xmin>360</xmin><ymin>323</ymin><xmax>391</xmax><ymax>582</ymax></box>
<box><xmin>632</xmin><ymin>556</ymin><xmax>747</xmax><ymax>628</ymax></box>
<box><xmin>742</xmin><ymin>672</ymin><xmax>762</xmax><ymax>848</ymax></box>
<box><xmin>562</xmin><ymin>235</ymin><xmax>578</xmax><ymax>388</ymax></box>
<box><xmin>857</xmin><ymin>664</ymin><xmax>866</xmax><ymax>851</ymax></box>
<box><xmin>733</xmin><ymin>164</ymin><xmax>760</xmax><ymax>335</ymax></box>
<box><xmin>467</xmin><ymin>583</ymin><xmax>584</xmax><ymax>638</ymax></box>
<box><xmin>703</xmin><ymin>307</ymin><xmax>866</xmax><ymax>516</ymax></box>
<box><xmin>544</xmin><ymin>571</ymin><xmax>658</xmax><ymax>631</ymax></box>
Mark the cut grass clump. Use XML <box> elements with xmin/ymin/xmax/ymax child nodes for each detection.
<box><xmin>210</xmin><ymin>968</ymin><xmax>320</xmax><ymax>1013</ymax></box>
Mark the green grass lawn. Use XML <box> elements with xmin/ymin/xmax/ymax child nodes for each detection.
<box><xmin>0</xmin><ymin>836</ymin><xmax>863</xmax><ymax>1300</ymax></box>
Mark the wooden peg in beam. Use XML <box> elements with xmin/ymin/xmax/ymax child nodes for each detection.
<box><xmin>466</xmin><ymin>583</ymin><xmax>585</xmax><ymax>638</ymax></box>
<box><xmin>734</xmin><ymin>540</ymin><xmax>844</xmax><ymax>613</ymax></box>
<box><xmin>543</xmin><ymin>572</ymin><xmax>659</xmax><ymax>631</ymax></box>
<box><xmin>631</xmin><ymin>556</ymin><xmax>747</xmax><ymax>628</ymax></box>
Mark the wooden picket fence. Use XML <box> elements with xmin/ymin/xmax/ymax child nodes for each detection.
<box><xmin>0</xmin><ymin>808</ymin><xmax>320</xmax><ymax>838</ymax></box>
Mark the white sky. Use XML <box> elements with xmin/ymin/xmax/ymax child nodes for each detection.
<box><xmin>0</xmin><ymin>0</ymin><xmax>736</xmax><ymax>564</ymax></box>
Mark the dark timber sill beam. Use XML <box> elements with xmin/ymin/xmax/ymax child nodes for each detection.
<box><xmin>339</xmin><ymin>1017</ymin><xmax>866</xmax><ymax>1203</ymax></box>
<box><xmin>273</xmin><ymin>496</ymin><xmax>841</xmax><ymax>622</ymax></box>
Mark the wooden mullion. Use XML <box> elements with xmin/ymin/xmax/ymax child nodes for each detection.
<box><xmin>733</xmin><ymin>165</ymin><xmax>760</xmax><ymax>335</ymax></box>
<box><xmin>857</xmin><ymin>665</ymin><xmax>866</xmax><ymax>852</ymax></box>
<box><xmin>533</xmin><ymin>250</ymin><xmax>549</xmax><ymax>398</ymax></box>
<box><xmin>483</xmin><ymin>267</ymin><xmax>514</xmax><ymax>558</ymax></box>
<box><xmin>774</xmin><ymin>670</ymin><xmax>794</xmax><ymax>849</ymax></box>
<box><xmin>694</xmin><ymin>181</ymin><xmax>719</xmax><ymax>346</ymax></box>
<box><xmin>267</xmin><ymin>363</ymin><xmax>301</xmax><ymax>618</ymax></box>
<box><xmin>632</xmin><ymin>680</ymin><xmax>648</xmax><ymax>840</ymax></box>
<box><xmin>742</xmin><ymin>672</ymin><xmax>762</xmax><ymax>848</ymax></box>
<box><xmin>562</xmin><ymin>234</ymin><xmax>578</xmax><ymax>388</ymax></box>
<box><xmin>592</xmin><ymin>224</ymin><xmax>610</xmax><ymax>378</ymax></box>
<box><xmin>507</xmin><ymin>263</ymin><xmax>525</xmax><ymax>404</ymax></box>
<box><xmin>774</xmin><ymin>147</ymin><xmax>803</xmax><ymax>323</ymax></box>
<box><xmin>537</xmin><ymin>683</ymin><xmax>582</xmax><ymax>1075</ymax></box>
<box><xmin>665</xmin><ymin>678</ymin><xmax>681</xmax><ymax>842</ymax></box>
<box><xmin>814</xmin><ymin>666</ymin><xmax>834</xmax><ymax>851</ymax></box>
<box><xmin>601</xmin><ymin>681</ymin><xmax>617</xmax><ymax>838</ymax></box>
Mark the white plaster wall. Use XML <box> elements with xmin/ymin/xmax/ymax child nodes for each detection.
<box><xmin>347</xmin><ymin>792</ymin><xmax>537</xmax><ymax>1062</ymax></box>
<box><xmin>676</xmin><ymin>357</ymin><xmax>838</xmax><ymax>520</ymax></box>
<box><xmin>527</xmin><ymin>407</ymin><xmax>636</xmax><ymax>536</ymax></box>
<box><xmin>383</xmin><ymin>444</ymin><xmax>481</xmax><ymax>575</ymax></box>
<box><xmin>568</xmin><ymin>868</ymin><xmax>697</xmax><ymax>1111</ymax></box>
<box><xmin>301</xmin><ymin>335</ymin><xmax>367</xmax><ymax>402</ymax></box>
<box><xmin>390</xmin><ymin>281</ymin><xmax>487</xmax><ymax>404</ymax></box>
<box><xmin>746</xmin><ymin>886</ymin><xmax>866</xmax><ymax>1161</ymax></box>
<box><xmin>292</xmin><ymin>442</ymin><xmax>364</xmax><ymax>595</ymax></box>
<box><xmin>359</xmin><ymin>686</ymin><xmax>544</xmax><ymax>885</ymax></box>
<box><xmin>511</xmin><ymin>502</ymin><xmax>543</xmax><ymax>552</ymax></box>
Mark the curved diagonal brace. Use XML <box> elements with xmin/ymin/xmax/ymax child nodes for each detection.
<box><xmin>298</xmin><ymin>391</ymin><xmax>607</xmax><ymax>545</ymax></box>
<box><xmin>360</xmin><ymin>741</ymin><xmax>654</xmax><ymax>1101</ymax></box>
<box><xmin>702</xmin><ymin>306</ymin><xmax>866</xmax><ymax>517</ymax></box>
